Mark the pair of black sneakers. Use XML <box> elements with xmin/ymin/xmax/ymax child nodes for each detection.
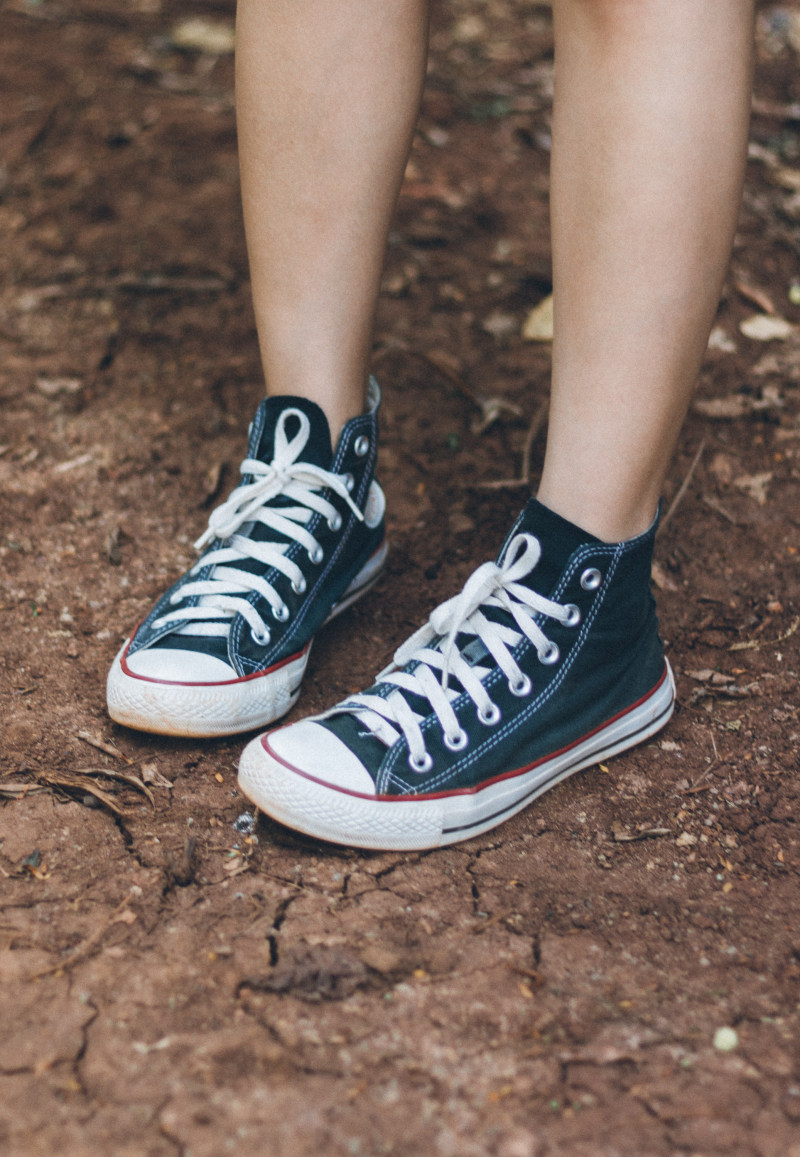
<box><xmin>107</xmin><ymin>381</ymin><xmax>674</xmax><ymax>851</ymax></box>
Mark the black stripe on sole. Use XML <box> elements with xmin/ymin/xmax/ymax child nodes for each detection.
<box><xmin>441</xmin><ymin>695</ymin><xmax>674</xmax><ymax>837</ymax></box>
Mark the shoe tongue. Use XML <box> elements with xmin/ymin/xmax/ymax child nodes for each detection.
<box><xmin>247</xmin><ymin>395</ymin><xmax>333</xmax><ymax>469</ymax></box>
<box><xmin>499</xmin><ymin>498</ymin><xmax>603</xmax><ymax>598</ymax></box>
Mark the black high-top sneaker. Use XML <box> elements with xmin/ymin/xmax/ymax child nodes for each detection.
<box><xmin>107</xmin><ymin>378</ymin><xmax>387</xmax><ymax>737</ymax></box>
<box><xmin>238</xmin><ymin>499</ymin><xmax>675</xmax><ymax>850</ymax></box>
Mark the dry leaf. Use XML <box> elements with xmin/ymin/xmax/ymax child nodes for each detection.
<box><xmin>140</xmin><ymin>762</ymin><xmax>173</xmax><ymax>789</ymax></box>
<box><xmin>449</xmin><ymin>512</ymin><xmax>476</xmax><ymax>535</ymax></box>
<box><xmin>611</xmin><ymin>821</ymin><xmax>670</xmax><ymax>843</ymax></box>
<box><xmin>709</xmin><ymin>452</ymin><xmax>734</xmax><ymax>485</ymax></box>
<box><xmin>706</xmin><ymin>327</ymin><xmax>737</xmax><ymax>353</ymax></box>
<box><xmin>112</xmin><ymin>908</ymin><xmax>138</xmax><ymax>926</ymax></box>
<box><xmin>38</xmin><ymin>770</ymin><xmax>124</xmax><ymax>815</ymax></box>
<box><xmin>522</xmin><ymin>294</ymin><xmax>554</xmax><ymax>342</ymax></box>
<box><xmin>199</xmin><ymin>462</ymin><xmax>225</xmax><ymax>508</ymax></box>
<box><xmin>611</xmin><ymin>822</ymin><xmax>636</xmax><ymax>842</ymax></box>
<box><xmin>734</xmin><ymin>471</ymin><xmax>772</xmax><ymax>505</ymax></box>
<box><xmin>650</xmin><ymin>561</ymin><xmax>678</xmax><ymax>592</ymax></box>
<box><xmin>77</xmin><ymin>731</ymin><xmax>128</xmax><ymax>761</ymax></box>
<box><xmin>693</xmin><ymin>396</ymin><xmax>748</xmax><ymax>420</ymax></box>
<box><xmin>424</xmin><ymin>348</ymin><xmax>462</xmax><ymax>377</ymax></box>
<box><xmin>482</xmin><ymin>311</ymin><xmax>517</xmax><ymax>339</ymax></box>
<box><xmin>452</xmin><ymin>14</ymin><xmax>487</xmax><ymax>42</ymax></box>
<box><xmin>734</xmin><ymin>279</ymin><xmax>776</xmax><ymax>315</ymax></box>
<box><xmin>104</xmin><ymin>526</ymin><xmax>122</xmax><ymax>566</ymax></box>
<box><xmin>80</xmin><ymin>767</ymin><xmax>155</xmax><ymax>806</ymax></box>
<box><xmin>36</xmin><ymin>376</ymin><xmax>83</xmax><ymax>396</ymax></box>
<box><xmin>771</xmin><ymin>167</ymin><xmax>800</xmax><ymax>192</ymax></box>
<box><xmin>0</xmin><ymin>782</ymin><xmax>47</xmax><ymax>800</ymax></box>
<box><xmin>171</xmin><ymin>18</ymin><xmax>235</xmax><ymax>54</ymax></box>
<box><xmin>53</xmin><ymin>452</ymin><xmax>93</xmax><ymax>474</ymax></box>
<box><xmin>739</xmin><ymin>314</ymin><xmax>795</xmax><ymax>341</ymax></box>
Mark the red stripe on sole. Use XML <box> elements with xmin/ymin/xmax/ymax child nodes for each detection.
<box><xmin>261</xmin><ymin>663</ymin><xmax>672</xmax><ymax>803</ymax></box>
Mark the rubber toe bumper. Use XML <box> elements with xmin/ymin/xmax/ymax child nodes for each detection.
<box><xmin>106</xmin><ymin>639</ymin><xmax>309</xmax><ymax>738</ymax></box>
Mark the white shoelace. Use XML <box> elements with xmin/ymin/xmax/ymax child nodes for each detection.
<box><xmin>151</xmin><ymin>409</ymin><xmax>363</xmax><ymax>646</ymax></box>
<box><xmin>330</xmin><ymin>534</ymin><xmax>577</xmax><ymax>772</ymax></box>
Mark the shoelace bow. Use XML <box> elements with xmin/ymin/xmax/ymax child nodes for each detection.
<box><xmin>152</xmin><ymin>409</ymin><xmax>363</xmax><ymax>644</ymax></box>
<box><xmin>331</xmin><ymin>534</ymin><xmax>576</xmax><ymax>772</ymax></box>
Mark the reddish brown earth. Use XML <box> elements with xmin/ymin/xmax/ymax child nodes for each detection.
<box><xmin>1</xmin><ymin>2</ymin><xmax>800</xmax><ymax>1154</ymax></box>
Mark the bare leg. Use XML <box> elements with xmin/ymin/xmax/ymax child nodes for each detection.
<box><xmin>235</xmin><ymin>0</ymin><xmax>429</xmax><ymax>439</ymax></box>
<box><xmin>235</xmin><ymin>2</ymin><xmax>758</xmax><ymax>850</ymax></box>
<box><xmin>538</xmin><ymin>0</ymin><xmax>755</xmax><ymax>542</ymax></box>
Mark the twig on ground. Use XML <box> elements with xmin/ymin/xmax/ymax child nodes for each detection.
<box><xmin>29</xmin><ymin>892</ymin><xmax>137</xmax><ymax>980</ymax></box>
<box><xmin>36</xmin><ymin>769</ymin><xmax>125</xmax><ymax>815</ymax></box>
<box><xmin>730</xmin><ymin>614</ymin><xmax>800</xmax><ymax>652</ymax></box>
<box><xmin>708</xmin><ymin>728</ymin><xmax>719</xmax><ymax>765</ymax></box>
<box><xmin>473</xmin><ymin>910</ymin><xmax>514</xmax><ymax>934</ymax></box>
<box><xmin>702</xmin><ymin>493</ymin><xmax>739</xmax><ymax>526</ymax></box>
<box><xmin>752</xmin><ymin>96</ymin><xmax>800</xmax><ymax>122</ymax></box>
<box><xmin>520</xmin><ymin>397</ymin><xmax>550</xmax><ymax>484</ymax></box>
<box><xmin>372</xmin><ymin>340</ymin><xmax>523</xmax><ymax>433</ymax></box>
<box><xmin>476</xmin><ymin>397</ymin><xmax>550</xmax><ymax>490</ymax></box>
<box><xmin>659</xmin><ymin>439</ymin><xmax>706</xmax><ymax>535</ymax></box>
<box><xmin>170</xmin><ymin>836</ymin><xmax>199</xmax><ymax>888</ymax></box>
<box><xmin>0</xmin><ymin>781</ymin><xmax>47</xmax><ymax>800</ymax></box>
<box><xmin>76</xmin><ymin>766</ymin><xmax>155</xmax><ymax>806</ymax></box>
<box><xmin>733</xmin><ymin>276</ymin><xmax>776</xmax><ymax>315</ymax></box>
<box><xmin>76</xmin><ymin>731</ymin><xmax>130</xmax><ymax>763</ymax></box>
<box><xmin>682</xmin><ymin>770</ymin><xmax>714</xmax><ymax>795</ymax></box>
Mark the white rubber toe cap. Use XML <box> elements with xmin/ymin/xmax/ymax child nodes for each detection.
<box><xmin>124</xmin><ymin>646</ymin><xmax>237</xmax><ymax>683</ymax></box>
<box><xmin>265</xmin><ymin>720</ymin><xmax>377</xmax><ymax>795</ymax></box>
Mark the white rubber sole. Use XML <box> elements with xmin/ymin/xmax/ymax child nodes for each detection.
<box><xmin>238</xmin><ymin>661</ymin><xmax>675</xmax><ymax>850</ymax></box>
<box><xmin>106</xmin><ymin>541</ymin><xmax>388</xmax><ymax>738</ymax></box>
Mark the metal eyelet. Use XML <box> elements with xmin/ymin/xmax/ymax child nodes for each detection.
<box><xmin>354</xmin><ymin>435</ymin><xmax>370</xmax><ymax>457</ymax></box>
<box><xmin>580</xmin><ymin>567</ymin><xmax>602</xmax><ymax>591</ymax></box>
<box><xmin>509</xmin><ymin>674</ymin><xmax>532</xmax><ymax>697</ymax></box>
<box><xmin>539</xmin><ymin>641</ymin><xmax>560</xmax><ymax>666</ymax></box>
<box><xmin>563</xmin><ymin>603</ymin><xmax>581</xmax><ymax>628</ymax></box>
<box><xmin>344</xmin><ymin>473</ymin><xmax>355</xmax><ymax>493</ymax></box>
<box><xmin>273</xmin><ymin>603</ymin><xmax>290</xmax><ymax>622</ymax></box>
<box><xmin>250</xmin><ymin>627</ymin><xmax>270</xmax><ymax>646</ymax></box>
<box><xmin>291</xmin><ymin>576</ymin><xmax>307</xmax><ymax>595</ymax></box>
<box><xmin>478</xmin><ymin>703</ymin><xmax>502</xmax><ymax>726</ymax></box>
<box><xmin>308</xmin><ymin>545</ymin><xmax>324</xmax><ymax>564</ymax></box>
<box><xmin>443</xmin><ymin>729</ymin><xmax>469</xmax><ymax>752</ymax></box>
<box><xmin>408</xmin><ymin>751</ymin><xmax>434</xmax><ymax>773</ymax></box>
<box><xmin>328</xmin><ymin>513</ymin><xmax>343</xmax><ymax>532</ymax></box>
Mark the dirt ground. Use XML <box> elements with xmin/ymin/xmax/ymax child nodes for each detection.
<box><xmin>1</xmin><ymin>1</ymin><xmax>800</xmax><ymax>1154</ymax></box>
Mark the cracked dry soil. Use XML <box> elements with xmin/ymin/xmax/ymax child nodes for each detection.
<box><xmin>1</xmin><ymin>2</ymin><xmax>800</xmax><ymax>1154</ymax></box>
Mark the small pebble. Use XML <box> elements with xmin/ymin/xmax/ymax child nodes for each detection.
<box><xmin>713</xmin><ymin>1026</ymin><xmax>738</xmax><ymax>1052</ymax></box>
<box><xmin>233</xmin><ymin>812</ymin><xmax>256</xmax><ymax>835</ymax></box>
